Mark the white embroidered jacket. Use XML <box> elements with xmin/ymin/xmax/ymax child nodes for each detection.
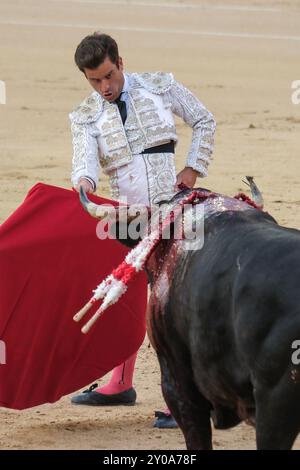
<box><xmin>70</xmin><ymin>72</ymin><xmax>216</xmax><ymax>189</ymax></box>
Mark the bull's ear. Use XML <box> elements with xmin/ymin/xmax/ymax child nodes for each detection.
<box><xmin>110</xmin><ymin>205</ymin><xmax>149</xmax><ymax>249</ymax></box>
<box><xmin>110</xmin><ymin>221</ymin><xmax>141</xmax><ymax>248</ymax></box>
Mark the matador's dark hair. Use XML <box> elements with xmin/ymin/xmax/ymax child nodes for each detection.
<box><xmin>74</xmin><ymin>33</ymin><xmax>119</xmax><ymax>72</ymax></box>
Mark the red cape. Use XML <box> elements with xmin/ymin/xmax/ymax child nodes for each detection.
<box><xmin>0</xmin><ymin>183</ymin><xmax>147</xmax><ymax>410</ymax></box>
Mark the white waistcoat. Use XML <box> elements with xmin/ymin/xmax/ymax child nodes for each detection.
<box><xmin>96</xmin><ymin>85</ymin><xmax>177</xmax><ymax>173</ymax></box>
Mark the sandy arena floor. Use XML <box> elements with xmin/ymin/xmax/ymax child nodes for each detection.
<box><xmin>1</xmin><ymin>0</ymin><xmax>300</xmax><ymax>450</ymax></box>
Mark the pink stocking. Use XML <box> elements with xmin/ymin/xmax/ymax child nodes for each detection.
<box><xmin>96</xmin><ymin>351</ymin><xmax>138</xmax><ymax>394</ymax></box>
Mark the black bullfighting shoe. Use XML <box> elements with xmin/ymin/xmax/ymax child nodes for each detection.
<box><xmin>153</xmin><ymin>410</ymin><xmax>178</xmax><ymax>428</ymax></box>
<box><xmin>71</xmin><ymin>383</ymin><xmax>137</xmax><ymax>406</ymax></box>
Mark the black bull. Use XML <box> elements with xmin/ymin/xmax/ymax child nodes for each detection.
<box><xmin>81</xmin><ymin>188</ymin><xmax>300</xmax><ymax>450</ymax></box>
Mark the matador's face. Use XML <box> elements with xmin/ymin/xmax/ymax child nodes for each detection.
<box><xmin>84</xmin><ymin>56</ymin><xmax>125</xmax><ymax>102</ymax></box>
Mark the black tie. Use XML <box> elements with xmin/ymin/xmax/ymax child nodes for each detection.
<box><xmin>115</xmin><ymin>93</ymin><xmax>127</xmax><ymax>124</ymax></box>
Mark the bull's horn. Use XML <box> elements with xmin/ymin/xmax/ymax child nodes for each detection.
<box><xmin>79</xmin><ymin>187</ymin><xmax>113</xmax><ymax>220</ymax></box>
<box><xmin>79</xmin><ymin>187</ymin><xmax>145</xmax><ymax>222</ymax></box>
<box><xmin>243</xmin><ymin>176</ymin><xmax>264</xmax><ymax>209</ymax></box>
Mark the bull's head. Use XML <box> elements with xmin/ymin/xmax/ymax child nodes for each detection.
<box><xmin>79</xmin><ymin>187</ymin><xmax>150</xmax><ymax>248</ymax></box>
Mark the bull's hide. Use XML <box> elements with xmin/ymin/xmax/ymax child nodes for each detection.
<box><xmin>0</xmin><ymin>183</ymin><xmax>147</xmax><ymax>410</ymax></box>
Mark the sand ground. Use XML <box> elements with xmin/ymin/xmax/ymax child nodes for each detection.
<box><xmin>1</xmin><ymin>0</ymin><xmax>300</xmax><ymax>450</ymax></box>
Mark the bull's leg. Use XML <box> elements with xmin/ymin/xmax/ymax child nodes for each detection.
<box><xmin>255</xmin><ymin>381</ymin><xmax>300</xmax><ymax>450</ymax></box>
<box><xmin>158</xmin><ymin>354</ymin><xmax>212</xmax><ymax>450</ymax></box>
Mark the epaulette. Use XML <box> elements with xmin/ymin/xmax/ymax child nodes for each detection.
<box><xmin>132</xmin><ymin>72</ymin><xmax>174</xmax><ymax>94</ymax></box>
<box><xmin>69</xmin><ymin>91</ymin><xmax>103</xmax><ymax>124</ymax></box>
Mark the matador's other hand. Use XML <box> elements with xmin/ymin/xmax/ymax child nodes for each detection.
<box><xmin>176</xmin><ymin>167</ymin><xmax>200</xmax><ymax>190</ymax></box>
<box><xmin>75</xmin><ymin>178</ymin><xmax>94</xmax><ymax>194</ymax></box>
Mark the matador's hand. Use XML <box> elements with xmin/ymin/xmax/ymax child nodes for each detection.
<box><xmin>176</xmin><ymin>167</ymin><xmax>201</xmax><ymax>189</ymax></box>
